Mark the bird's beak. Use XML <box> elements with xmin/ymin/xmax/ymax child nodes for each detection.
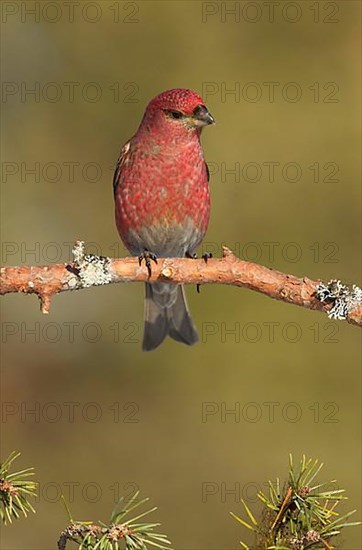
<box><xmin>191</xmin><ymin>105</ymin><xmax>215</xmax><ymax>127</ymax></box>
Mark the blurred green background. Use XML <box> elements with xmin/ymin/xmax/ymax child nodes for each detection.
<box><xmin>1</xmin><ymin>1</ymin><xmax>361</xmax><ymax>548</ymax></box>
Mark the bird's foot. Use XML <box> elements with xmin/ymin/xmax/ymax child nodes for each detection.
<box><xmin>186</xmin><ymin>251</ymin><xmax>213</xmax><ymax>263</ymax></box>
<box><xmin>186</xmin><ymin>251</ymin><xmax>212</xmax><ymax>293</ymax></box>
<box><xmin>138</xmin><ymin>250</ymin><xmax>158</xmax><ymax>278</ymax></box>
<box><xmin>201</xmin><ymin>252</ymin><xmax>213</xmax><ymax>263</ymax></box>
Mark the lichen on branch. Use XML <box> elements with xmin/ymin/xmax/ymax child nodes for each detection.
<box><xmin>1</xmin><ymin>241</ymin><xmax>361</xmax><ymax>327</ymax></box>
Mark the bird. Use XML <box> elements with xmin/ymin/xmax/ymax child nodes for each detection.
<box><xmin>113</xmin><ymin>88</ymin><xmax>214</xmax><ymax>351</ymax></box>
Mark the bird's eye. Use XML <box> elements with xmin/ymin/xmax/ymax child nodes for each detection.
<box><xmin>168</xmin><ymin>110</ymin><xmax>183</xmax><ymax>120</ymax></box>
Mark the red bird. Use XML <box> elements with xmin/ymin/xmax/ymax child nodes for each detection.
<box><xmin>113</xmin><ymin>89</ymin><xmax>214</xmax><ymax>351</ymax></box>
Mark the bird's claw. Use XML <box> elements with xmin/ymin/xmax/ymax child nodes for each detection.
<box><xmin>186</xmin><ymin>251</ymin><xmax>212</xmax><ymax>293</ymax></box>
<box><xmin>138</xmin><ymin>250</ymin><xmax>158</xmax><ymax>278</ymax></box>
<box><xmin>186</xmin><ymin>251</ymin><xmax>212</xmax><ymax>262</ymax></box>
<box><xmin>201</xmin><ymin>252</ymin><xmax>213</xmax><ymax>263</ymax></box>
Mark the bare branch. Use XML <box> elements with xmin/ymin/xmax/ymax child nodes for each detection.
<box><xmin>1</xmin><ymin>242</ymin><xmax>361</xmax><ymax>327</ymax></box>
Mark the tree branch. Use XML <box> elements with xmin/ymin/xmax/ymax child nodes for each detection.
<box><xmin>1</xmin><ymin>242</ymin><xmax>361</xmax><ymax>327</ymax></box>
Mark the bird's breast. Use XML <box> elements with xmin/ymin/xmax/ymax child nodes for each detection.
<box><xmin>116</xmin><ymin>141</ymin><xmax>210</xmax><ymax>235</ymax></box>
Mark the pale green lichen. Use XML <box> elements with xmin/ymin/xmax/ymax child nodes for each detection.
<box><xmin>72</xmin><ymin>241</ymin><xmax>112</xmax><ymax>288</ymax></box>
<box><xmin>316</xmin><ymin>279</ymin><xmax>362</xmax><ymax>320</ymax></box>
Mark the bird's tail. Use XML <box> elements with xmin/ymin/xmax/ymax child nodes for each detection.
<box><xmin>142</xmin><ymin>283</ymin><xmax>199</xmax><ymax>352</ymax></box>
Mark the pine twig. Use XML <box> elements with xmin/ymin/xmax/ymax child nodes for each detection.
<box><xmin>58</xmin><ymin>490</ymin><xmax>172</xmax><ymax>550</ymax></box>
<box><xmin>231</xmin><ymin>454</ymin><xmax>360</xmax><ymax>550</ymax></box>
<box><xmin>0</xmin><ymin>451</ymin><xmax>37</xmax><ymax>525</ymax></box>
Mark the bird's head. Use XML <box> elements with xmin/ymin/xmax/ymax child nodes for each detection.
<box><xmin>140</xmin><ymin>88</ymin><xmax>215</xmax><ymax>136</ymax></box>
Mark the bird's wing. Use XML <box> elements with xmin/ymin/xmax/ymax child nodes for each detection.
<box><xmin>205</xmin><ymin>161</ymin><xmax>210</xmax><ymax>182</ymax></box>
<box><xmin>113</xmin><ymin>140</ymin><xmax>131</xmax><ymax>195</ymax></box>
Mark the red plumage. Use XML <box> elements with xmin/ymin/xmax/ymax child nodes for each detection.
<box><xmin>113</xmin><ymin>89</ymin><xmax>214</xmax><ymax>351</ymax></box>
